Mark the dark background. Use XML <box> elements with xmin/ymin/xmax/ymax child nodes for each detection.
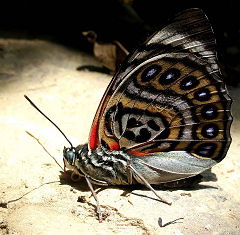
<box><xmin>1</xmin><ymin>0</ymin><xmax>239</xmax><ymax>84</ymax></box>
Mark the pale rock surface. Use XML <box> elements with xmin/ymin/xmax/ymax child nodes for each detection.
<box><xmin>0</xmin><ymin>39</ymin><xmax>239</xmax><ymax>234</ymax></box>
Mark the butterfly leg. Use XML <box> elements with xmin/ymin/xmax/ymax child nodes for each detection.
<box><xmin>129</xmin><ymin>164</ymin><xmax>172</xmax><ymax>205</ymax></box>
<box><xmin>85</xmin><ymin>175</ymin><xmax>103</xmax><ymax>222</ymax></box>
<box><xmin>126</xmin><ymin>163</ymin><xmax>133</xmax><ymax>184</ymax></box>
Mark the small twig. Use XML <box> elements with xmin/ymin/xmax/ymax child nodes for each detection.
<box><xmin>1</xmin><ymin>132</ymin><xmax>64</xmax><ymax>208</ymax></box>
<box><xmin>158</xmin><ymin>217</ymin><xmax>184</xmax><ymax>227</ymax></box>
<box><xmin>1</xmin><ymin>181</ymin><xmax>59</xmax><ymax>208</ymax></box>
<box><xmin>25</xmin><ymin>130</ymin><xmax>64</xmax><ymax>171</ymax></box>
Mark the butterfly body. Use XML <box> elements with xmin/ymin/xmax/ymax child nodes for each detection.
<box><xmin>64</xmin><ymin>142</ymin><xmax>217</xmax><ymax>186</ymax></box>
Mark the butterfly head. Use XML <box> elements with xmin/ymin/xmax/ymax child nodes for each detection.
<box><xmin>63</xmin><ymin>144</ymin><xmax>87</xmax><ymax>171</ymax></box>
<box><xmin>63</xmin><ymin>146</ymin><xmax>87</xmax><ymax>181</ymax></box>
<box><xmin>63</xmin><ymin>144</ymin><xmax>89</xmax><ymax>181</ymax></box>
<box><xmin>63</xmin><ymin>146</ymin><xmax>77</xmax><ymax>168</ymax></box>
<box><xmin>63</xmin><ymin>146</ymin><xmax>79</xmax><ymax>181</ymax></box>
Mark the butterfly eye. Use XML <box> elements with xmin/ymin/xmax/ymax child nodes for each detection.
<box><xmin>194</xmin><ymin>88</ymin><xmax>211</xmax><ymax>101</ymax></box>
<box><xmin>158</xmin><ymin>68</ymin><xmax>181</xmax><ymax>85</ymax></box>
<box><xmin>141</xmin><ymin>64</ymin><xmax>162</xmax><ymax>82</ymax></box>
<box><xmin>63</xmin><ymin>147</ymin><xmax>76</xmax><ymax>165</ymax></box>
<box><xmin>180</xmin><ymin>75</ymin><xmax>199</xmax><ymax>90</ymax></box>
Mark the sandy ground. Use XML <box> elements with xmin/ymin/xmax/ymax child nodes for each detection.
<box><xmin>0</xmin><ymin>39</ymin><xmax>240</xmax><ymax>234</ymax></box>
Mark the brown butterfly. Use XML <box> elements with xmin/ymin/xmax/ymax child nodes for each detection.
<box><xmin>26</xmin><ymin>8</ymin><xmax>232</xmax><ymax>221</ymax></box>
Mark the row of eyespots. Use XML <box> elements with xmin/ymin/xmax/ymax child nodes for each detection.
<box><xmin>141</xmin><ymin>65</ymin><xmax>218</xmax><ymax>106</ymax></box>
<box><xmin>141</xmin><ymin>66</ymin><xmax>219</xmax><ymax>112</ymax></box>
<box><xmin>196</xmin><ymin>105</ymin><xmax>219</xmax><ymax>157</ymax></box>
<box><xmin>194</xmin><ymin>91</ymin><xmax>219</xmax><ymax>156</ymax></box>
<box><xmin>195</xmin><ymin>93</ymin><xmax>219</xmax><ymax>155</ymax></box>
<box><xmin>141</xmin><ymin>66</ymin><xmax>219</xmax><ymax>118</ymax></box>
<box><xmin>141</xmin><ymin>65</ymin><xmax>202</xmax><ymax>92</ymax></box>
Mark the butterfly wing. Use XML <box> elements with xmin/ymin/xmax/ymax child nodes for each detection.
<box><xmin>88</xmin><ymin>8</ymin><xmax>232</xmax><ymax>180</ymax></box>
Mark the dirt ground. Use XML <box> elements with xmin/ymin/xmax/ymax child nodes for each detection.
<box><xmin>0</xmin><ymin>39</ymin><xmax>240</xmax><ymax>234</ymax></box>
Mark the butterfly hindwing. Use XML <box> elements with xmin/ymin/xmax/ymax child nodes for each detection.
<box><xmin>89</xmin><ymin>8</ymin><xmax>232</xmax><ymax>164</ymax></box>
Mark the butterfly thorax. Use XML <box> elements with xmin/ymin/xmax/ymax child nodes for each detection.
<box><xmin>63</xmin><ymin>144</ymin><xmax>134</xmax><ymax>185</ymax></box>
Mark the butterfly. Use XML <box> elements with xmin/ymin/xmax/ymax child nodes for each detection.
<box><xmin>25</xmin><ymin>8</ymin><xmax>232</xmax><ymax>222</ymax></box>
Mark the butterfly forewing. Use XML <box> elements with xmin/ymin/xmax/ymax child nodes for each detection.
<box><xmin>89</xmin><ymin>8</ymin><xmax>232</xmax><ymax>165</ymax></box>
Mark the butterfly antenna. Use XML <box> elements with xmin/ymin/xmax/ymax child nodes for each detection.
<box><xmin>24</xmin><ymin>95</ymin><xmax>73</xmax><ymax>149</ymax></box>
